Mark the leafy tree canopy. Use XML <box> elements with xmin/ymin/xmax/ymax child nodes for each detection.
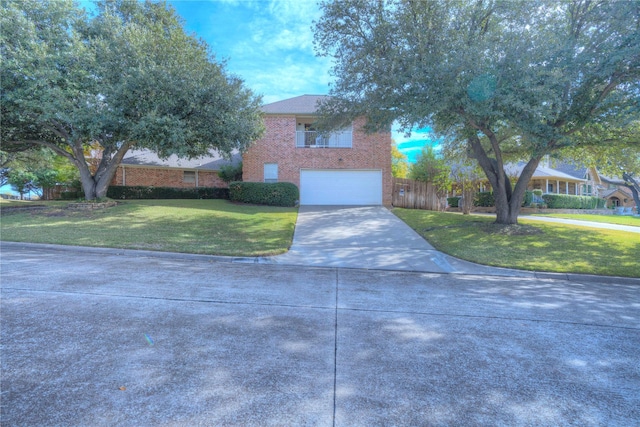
<box><xmin>315</xmin><ymin>0</ymin><xmax>640</xmax><ymax>223</ymax></box>
<box><xmin>1</xmin><ymin>0</ymin><xmax>264</xmax><ymax>199</ymax></box>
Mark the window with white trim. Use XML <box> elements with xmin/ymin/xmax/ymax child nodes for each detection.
<box><xmin>264</xmin><ymin>163</ymin><xmax>278</xmax><ymax>183</ymax></box>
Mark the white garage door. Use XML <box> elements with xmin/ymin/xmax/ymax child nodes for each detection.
<box><xmin>300</xmin><ymin>169</ymin><xmax>382</xmax><ymax>205</ymax></box>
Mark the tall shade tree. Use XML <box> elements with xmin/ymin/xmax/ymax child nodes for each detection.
<box><xmin>314</xmin><ymin>0</ymin><xmax>640</xmax><ymax>224</ymax></box>
<box><xmin>1</xmin><ymin>0</ymin><xmax>264</xmax><ymax>200</ymax></box>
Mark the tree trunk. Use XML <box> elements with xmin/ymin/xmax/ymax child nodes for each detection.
<box><xmin>72</xmin><ymin>140</ymin><xmax>132</xmax><ymax>200</ymax></box>
<box><xmin>467</xmin><ymin>133</ymin><xmax>542</xmax><ymax>225</ymax></box>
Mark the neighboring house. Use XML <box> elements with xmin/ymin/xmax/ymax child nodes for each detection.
<box><xmin>242</xmin><ymin>95</ymin><xmax>393</xmax><ymax>205</ymax></box>
<box><xmin>499</xmin><ymin>160</ymin><xmax>634</xmax><ymax>207</ymax></box>
<box><xmin>505</xmin><ymin>162</ymin><xmax>587</xmax><ymax>196</ymax></box>
<box><xmin>600</xmin><ymin>187</ymin><xmax>635</xmax><ymax>208</ymax></box>
<box><xmin>110</xmin><ymin>149</ymin><xmax>240</xmax><ymax>188</ymax></box>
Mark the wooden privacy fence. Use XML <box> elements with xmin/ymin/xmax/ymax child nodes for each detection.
<box><xmin>392</xmin><ymin>178</ymin><xmax>440</xmax><ymax>210</ymax></box>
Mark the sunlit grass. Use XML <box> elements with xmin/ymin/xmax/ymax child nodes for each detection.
<box><xmin>394</xmin><ymin>208</ymin><xmax>640</xmax><ymax>278</ymax></box>
<box><xmin>1</xmin><ymin>199</ymin><xmax>297</xmax><ymax>256</ymax></box>
<box><xmin>530</xmin><ymin>213</ymin><xmax>640</xmax><ymax>227</ymax></box>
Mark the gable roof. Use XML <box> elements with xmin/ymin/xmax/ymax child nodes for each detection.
<box><xmin>261</xmin><ymin>94</ymin><xmax>329</xmax><ymax>115</ymax></box>
<box><xmin>553</xmin><ymin>163</ymin><xmax>588</xmax><ymax>179</ymax></box>
<box><xmin>120</xmin><ymin>149</ymin><xmax>240</xmax><ymax>171</ymax></box>
<box><xmin>601</xmin><ymin>186</ymin><xmax>633</xmax><ymax>199</ymax></box>
<box><xmin>505</xmin><ymin>162</ymin><xmax>585</xmax><ymax>181</ymax></box>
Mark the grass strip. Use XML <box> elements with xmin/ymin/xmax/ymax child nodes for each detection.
<box><xmin>394</xmin><ymin>208</ymin><xmax>640</xmax><ymax>278</ymax></box>
<box><xmin>1</xmin><ymin>199</ymin><xmax>297</xmax><ymax>257</ymax></box>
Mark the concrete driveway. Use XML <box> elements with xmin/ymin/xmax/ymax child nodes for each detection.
<box><xmin>273</xmin><ymin>206</ymin><xmax>533</xmax><ymax>276</ymax></box>
<box><xmin>2</xmin><ymin>243</ymin><xmax>639</xmax><ymax>426</ymax></box>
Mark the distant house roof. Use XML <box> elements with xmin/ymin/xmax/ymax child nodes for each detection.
<box><xmin>120</xmin><ymin>149</ymin><xmax>241</xmax><ymax>171</ymax></box>
<box><xmin>505</xmin><ymin>162</ymin><xmax>585</xmax><ymax>181</ymax></box>
<box><xmin>601</xmin><ymin>186</ymin><xmax>633</xmax><ymax>199</ymax></box>
<box><xmin>553</xmin><ymin>163</ymin><xmax>588</xmax><ymax>179</ymax></box>
<box><xmin>261</xmin><ymin>94</ymin><xmax>329</xmax><ymax>115</ymax></box>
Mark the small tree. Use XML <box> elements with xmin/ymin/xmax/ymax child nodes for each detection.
<box><xmin>450</xmin><ymin>161</ymin><xmax>484</xmax><ymax>215</ymax></box>
<box><xmin>410</xmin><ymin>146</ymin><xmax>452</xmax><ymax>211</ymax></box>
<box><xmin>218</xmin><ymin>162</ymin><xmax>243</xmax><ymax>184</ymax></box>
<box><xmin>391</xmin><ymin>141</ymin><xmax>409</xmax><ymax>178</ymax></box>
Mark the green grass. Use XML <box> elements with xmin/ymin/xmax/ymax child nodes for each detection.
<box><xmin>394</xmin><ymin>208</ymin><xmax>640</xmax><ymax>278</ymax></box>
<box><xmin>530</xmin><ymin>213</ymin><xmax>640</xmax><ymax>227</ymax></box>
<box><xmin>0</xmin><ymin>199</ymin><xmax>297</xmax><ymax>256</ymax></box>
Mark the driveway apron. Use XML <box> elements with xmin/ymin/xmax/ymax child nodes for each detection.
<box><xmin>273</xmin><ymin>206</ymin><xmax>527</xmax><ymax>276</ymax></box>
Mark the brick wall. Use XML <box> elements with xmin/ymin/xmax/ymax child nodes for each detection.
<box><xmin>243</xmin><ymin>115</ymin><xmax>393</xmax><ymax>205</ymax></box>
<box><xmin>111</xmin><ymin>166</ymin><xmax>227</xmax><ymax>188</ymax></box>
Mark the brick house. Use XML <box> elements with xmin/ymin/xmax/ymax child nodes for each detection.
<box><xmin>111</xmin><ymin>149</ymin><xmax>239</xmax><ymax>188</ymax></box>
<box><xmin>242</xmin><ymin>95</ymin><xmax>393</xmax><ymax>205</ymax></box>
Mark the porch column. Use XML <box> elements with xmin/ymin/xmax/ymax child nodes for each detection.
<box><xmin>556</xmin><ymin>180</ymin><xmax>560</xmax><ymax>194</ymax></box>
<box><xmin>565</xmin><ymin>182</ymin><xmax>568</xmax><ymax>194</ymax></box>
<box><xmin>545</xmin><ymin>179</ymin><xmax>549</xmax><ymax>193</ymax></box>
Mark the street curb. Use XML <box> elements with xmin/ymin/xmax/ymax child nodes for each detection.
<box><xmin>2</xmin><ymin>241</ymin><xmax>638</xmax><ymax>284</ymax></box>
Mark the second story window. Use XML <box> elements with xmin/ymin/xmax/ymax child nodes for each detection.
<box><xmin>295</xmin><ymin>121</ymin><xmax>352</xmax><ymax>148</ymax></box>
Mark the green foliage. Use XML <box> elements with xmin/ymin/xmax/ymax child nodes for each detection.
<box><xmin>474</xmin><ymin>192</ymin><xmax>495</xmax><ymax>207</ymax></box>
<box><xmin>228</xmin><ymin>182</ymin><xmax>299</xmax><ymax>207</ymax></box>
<box><xmin>522</xmin><ymin>191</ymin><xmax>534</xmax><ymax>207</ymax></box>
<box><xmin>60</xmin><ymin>191</ymin><xmax>81</xmax><ymax>200</ymax></box>
<box><xmin>409</xmin><ymin>146</ymin><xmax>445</xmax><ymax>182</ymax></box>
<box><xmin>106</xmin><ymin>186</ymin><xmax>229</xmax><ymax>200</ymax></box>
<box><xmin>218</xmin><ymin>162</ymin><xmax>243</xmax><ymax>184</ymax></box>
<box><xmin>1</xmin><ymin>0</ymin><xmax>264</xmax><ymax>200</ymax></box>
<box><xmin>391</xmin><ymin>142</ymin><xmax>409</xmax><ymax>178</ymax></box>
<box><xmin>542</xmin><ymin>194</ymin><xmax>606</xmax><ymax>209</ymax></box>
<box><xmin>447</xmin><ymin>197</ymin><xmax>461</xmax><ymax>208</ymax></box>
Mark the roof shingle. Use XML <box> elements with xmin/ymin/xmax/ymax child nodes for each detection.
<box><xmin>261</xmin><ymin>94</ymin><xmax>329</xmax><ymax>115</ymax></box>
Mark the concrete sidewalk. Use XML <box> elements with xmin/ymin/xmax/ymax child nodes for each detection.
<box><xmin>2</xmin><ymin>246</ymin><xmax>639</xmax><ymax>426</ymax></box>
<box><xmin>273</xmin><ymin>206</ymin><xmax>532</xmax><ymax>276</ymax></box>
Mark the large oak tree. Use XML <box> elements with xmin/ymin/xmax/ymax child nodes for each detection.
<box><xmin>1</xmin><ymin>0</ymin><xmax>264</xmax><ymax>199</ymax></box>
<box><xmin>314</xmin><ymin>0</ymin><xmax>640</xmax><ymax>224</ymax></box>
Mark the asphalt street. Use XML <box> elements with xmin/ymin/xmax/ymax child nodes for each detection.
<box><xmin>1</xmin><ymin>243</ymin><xmax>639</xmax><ymax>426</ymax></box>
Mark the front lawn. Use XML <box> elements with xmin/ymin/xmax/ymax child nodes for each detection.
<box><xmin>530</xmin><ymin>213</ymin><xmax>640</xmax><ymax>227</ymax></box>
<box><xmin>0</xmin><ymin>199</ymin><xmax>297</xmax><ymax>256</ymax></box>
<box><xmin>394</xmin><ymin>209</ymin><xmax>640</xmax><ymax>278</ymax></box>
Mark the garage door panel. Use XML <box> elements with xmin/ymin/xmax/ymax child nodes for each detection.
<box><xmin>300</xmin><ymin>170</ymin><xmax>382</xmax><ymax>205</ymax></box>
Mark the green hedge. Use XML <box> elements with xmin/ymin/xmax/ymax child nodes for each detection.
<box><xmin>107</xmin><ymin>186</ymin><xmax>229</xmax><ymax>200</ymax></box>
<box><xmin>447</xmin><ymin>197</ymin><xmax>461</xmax><ymax>208</ymax></box>
<box><xmin>474</xmin><ymin>191</ymin><xmax>495</xmax><ymax>207</ymax></box>
<box><xmin>522</xmin><ymin>190</ymin><xmax>533</xmax><ymax>207</ymax></box>
<box><xmin>228</xmin><ymin>182</ymin><xmax>299</xmax><ymax>207</ymax></box>
<box><xmin>542</xmin><ymin>194</ymin><xmax>606</xmax><ymax>209</ymax></box>
<box><xmin>60</xmin><ymin>191</ymin><xmax>81</xmax><ymax>200</ymax></box>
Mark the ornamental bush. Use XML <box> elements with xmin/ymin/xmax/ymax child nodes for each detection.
<box><xmin>447</xmin><ymin>196</ymin><xmax>461</xmax><ymax>208</ymax></box>
<box><xmin>228</xmin><ymin>182</ymin><xmax>299</xmax><ymax>207</ymax></box>
<box><xmin>474</xmin><ymin>191</ymin><xmax>495</xmax><ymax>207</ymax></box>
<box><xmin>106</xmin><ymin>186</ymin><xmax>229</xmax><ymax>200</ymax></box>
<box><xmin>541</xmin><ymin>194</ymin><xmax>606</xmax><ymax>209</ymax></box>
